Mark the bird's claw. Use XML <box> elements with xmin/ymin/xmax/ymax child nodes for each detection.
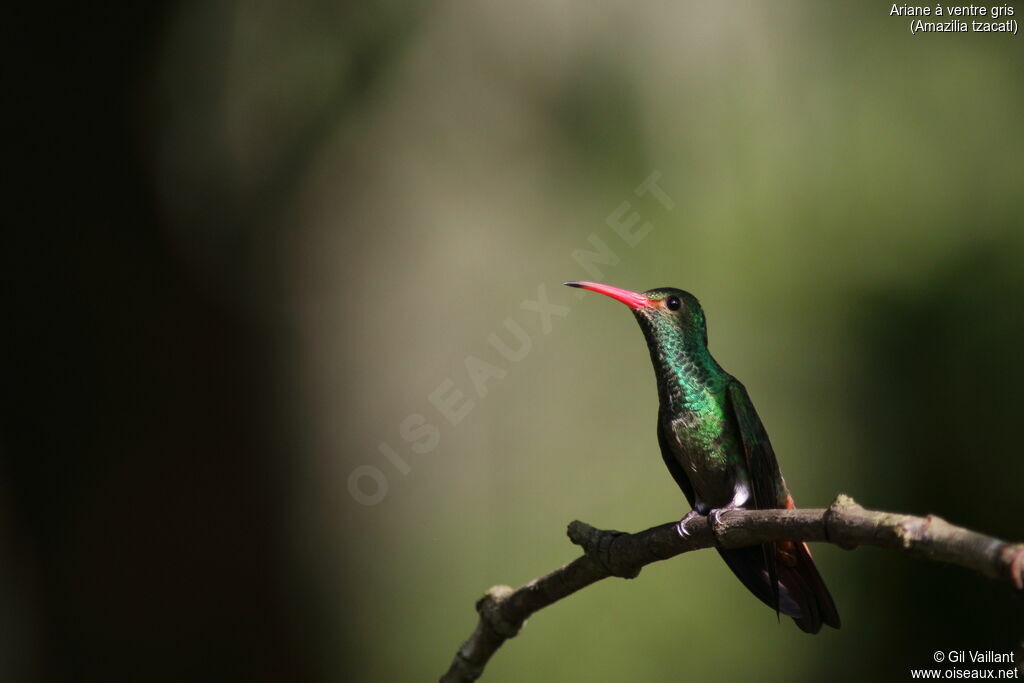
<box><xmin>675</xmin><ymin>509</ymin><xmax>703</xmax><ymax>538</ymax></box>
<box><xmin>707</xmin><ymin>507</ymin><xmax>735</xmax><ymax>531</ymax></box>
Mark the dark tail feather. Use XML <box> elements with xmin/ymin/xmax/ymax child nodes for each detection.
<box><xmin>717</xmin><ymin>546</ymin><xmax>803</xmax><ymax>618</ymax></box>
<box><xmin>717</xmin><ymin>543</ymin><xmax>840</xmax><ymax>634</ymax></box>
<box><xmin>781</xmin><ymin>542</ymin><xmax>841</xmax><ymax>634</ymax></box>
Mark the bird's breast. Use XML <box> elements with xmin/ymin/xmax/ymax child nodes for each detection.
<box><xmin>666</xmin><ymin>401</ymin><xmax>744</xmax><ymax>509</ymax></box>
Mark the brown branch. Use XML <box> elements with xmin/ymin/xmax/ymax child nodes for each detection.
<box><xmin>439</xmin><ymin>494</ymin><xmax>1024</xmax><ymax>683</ymax></box>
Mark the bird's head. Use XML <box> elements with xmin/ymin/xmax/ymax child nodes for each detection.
<box><xmin>564</xmin><ymin>281</ymin><xmax>708</xmax><ymax>349</ymax></box>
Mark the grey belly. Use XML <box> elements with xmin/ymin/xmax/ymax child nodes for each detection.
<box><xmin>674</xmin><ymin>442</ymin><xmax>747</xmax><ymax>514</ymax></box>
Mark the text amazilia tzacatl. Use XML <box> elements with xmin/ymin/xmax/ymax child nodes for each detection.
<box><xmin>565</xmin><ymin>281</ymin><xmax>840</xmax><ymax>633</ymax></box>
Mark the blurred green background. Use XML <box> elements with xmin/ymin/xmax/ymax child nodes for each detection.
<box><xmin>6</xmin><ymin>1</ymin><xmax>1023</xmax><ymax>682</ymax></box>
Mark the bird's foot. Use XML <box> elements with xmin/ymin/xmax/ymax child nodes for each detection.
<box><xmin>675</xmin><ymin>509</ymin><xmax>703</xmax><ymax>538</ymax></box>
<box><xmin>707</xmin><ymin>507</ymin><xmax>738</xmax><ymax>535</ymax></box>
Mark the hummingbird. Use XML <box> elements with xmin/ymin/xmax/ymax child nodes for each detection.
<box><xmin>565</xmin><ymin>281</ymin><xmax>840</xmax><ymax>633</ymax></box>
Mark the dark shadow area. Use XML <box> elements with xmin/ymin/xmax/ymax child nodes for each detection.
<box><xmin>4</xmin><ymin>5</ymin><xmax>337</xmax><ymax>682</ymax></box>
<box><xmin>837</xmin><ymin>243</ymin><xmax>1024</xmax><ymax>678</ymax></box>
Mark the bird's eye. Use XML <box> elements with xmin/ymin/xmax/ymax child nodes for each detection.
<box><xmin>666</xmin><ymin>296</ymin><xmax>682</xmax><ymax>311</ymax></box>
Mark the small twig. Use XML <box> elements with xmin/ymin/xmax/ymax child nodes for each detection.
<box><xmin>439</xmin><ymin>494</ymin><xmax>1023</xmax><ymax>682</ymax></box>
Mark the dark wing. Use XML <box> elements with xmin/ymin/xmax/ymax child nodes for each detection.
<box><xmin>726</xmin><ymin>381</ymin><xmax>785</xmax><ymax>509</ymax></box>
<box><xmin>656</xmin><ymin>406</ymin><xmax>695</xmax><ymax>508</ymax></box>
<box><xmin>726</xmin><ymin>380</ymin><xmax>785</xmax><ymax>617</ymax></box>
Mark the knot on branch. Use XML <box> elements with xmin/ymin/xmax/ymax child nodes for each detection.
<box><xmin>567</xmin><ymin>520</ymin><xmax>641</xmax><ymax>579</ymax></box>
<box><xmin>825</xmin><ymin>493</ymin><xmax>863</xmax><ymax>550</ymax></box>
<box><xmin>1000</xmin><ymin>544</ymin><xmax>1024</xmax><ymax>591</ymax></box>
<box><xmin>475</xmin><ymin>585</ymin><xmax>522</xmax><ymax>638</ymax></box>
<box><xmin>894</xmin><ymin>513</ymin><xmax>952</xmax><ymax>552</ymax></box>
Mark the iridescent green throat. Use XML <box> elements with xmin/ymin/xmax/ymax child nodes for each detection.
<box><xmin>633</xmin><ymin>310</ymin><xmax>730</xmax><ymax>414</ymax></box>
